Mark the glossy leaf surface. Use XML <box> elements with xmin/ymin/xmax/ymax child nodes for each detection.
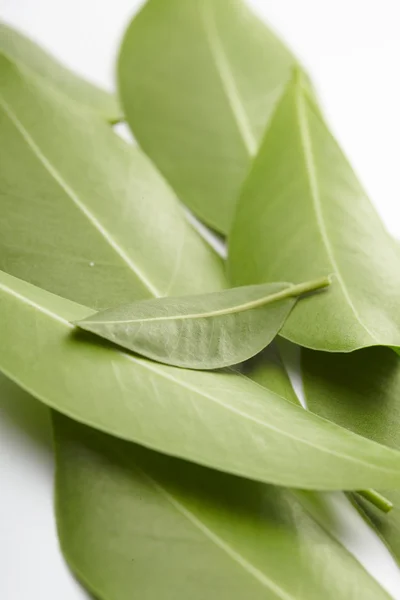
<box><xmin>303</xmin><ymin>346</ymin><xmax>400</xmax><ymax>564</ymax></box>
<box><xmin>0</xmin><ymin>23</ymin><xmax>121</xmax><ymax>121</ymax></box>
<box><xmin>229</xmin><ymin>75</ymin><xmax>400</xmax><ymax>352</ymax></box>
<box><xmin>77</xmin><ymin>278</ymin><xmax>329</xmax><ymax>369</ymax></box>
<box><xmin>53</xmin><ymin>412</ymin><xmax>391</xmax><ymax>600</ymax></box>
<box><xmin>118</xmin><ymin>0</ymin><xmax>297</xmax><ymax>233</ymax></box>
<box><xmin>3</xmin><ymin>271</ymin><xmax>400</xmax><ymax>489</ymax></box>
<box><xmin>0</xmin><ymin>51</ymin><xmax>224</xmax><ymax>308</ymax></box>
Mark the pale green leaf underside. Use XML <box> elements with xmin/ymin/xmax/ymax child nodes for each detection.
<box><xmin>77</xmin><ymin>279</ymin><xmax>329</xmax><ymax>369</ymax></box>
<box><xmin>302</xmin><ymin>346</ymin><xmax>400</xmax><ymax>566</ymax></box>
<box><xmin>0</xmin><ymin>22</ymin><xmax>121</xmax><ymax>121</ymax></box>
<box><xmin>228</xmin><ymin>75</ymin><xmax>400</xmax><ymax>352</ymax></box>
<box><xmin>2</xmin><ymin>270</ymin><xmax>400</xmax><ymax>490</ymax></box>
<box><xmin>53</xmin><ymin>412</ymin><xmax>391</xmax><ymax>600</ymax></box>
<box><xmin>118</xmin><ymin>0</ymin><xmax>297</xmax><ymax>233</ymax></box>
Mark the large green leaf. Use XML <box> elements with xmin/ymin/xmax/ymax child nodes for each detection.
<box><xmin>3</xmin><ymin>270</ymin><xmax>400</xmax><ymax>489</ymax></box>
<box><xmin>52</xmin><ymin>412</ymin><xmax>392</xmax><ymax>600</ymax></box>
<box><xmin>0</xmin><ymin>371</ymin><xmax>390</xmax><ymax>600</ymax></box>
<box><xmin>77</xmin><ymin>278</ymin><xmax>329</xmax><ymax>369</ymax></box>
<box><xmin>0</xmin><ymin>23</ymin><xmax>121</xmax><ymax>121</ymax></box>
<box><xmin>118</xmin><ymin>0</ymin><xmax>297</xmax><ymax>233</ymax></box>
<box><xmin>302</xmin><ymin>346</ymin><xmax>400</xmax><ymax>564</ymax></box>
<box><xmin>0</xmin><ymin>51</ymin><xmax>224</xmax><ymax>308</ymax></box>
<box><xmin>228</xmin><ymin>74</ymin><xmax>400</xmax><ymax>352</ymax></box>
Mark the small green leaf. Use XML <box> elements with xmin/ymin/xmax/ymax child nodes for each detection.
<box><xmin>53</xmin><ymin>412</ymin><xmax>392</xmax><ymax>600</ymax></box>
<box><xmin>118</xmin><ymin>0</ymin><xmax>298</xmax><ymax>233</ymax></box>
<box><xmin>302</xmin><ymin>346</ymin><xmax>400</xmax><ymax>564</ymax></box>
<box><xmin>228</xmin><ymin>74</ymin><xmax>400</xmax><ymax>352</ymax></box>
<box><xmin>0</xmin><ymin>23</ymin><xmax>121</xmax><ymax>121</ymax></box>
<box><xmin>76</xmin><ymin>277</ymin><xmax>329</xmax><ymax>370</ymax></box>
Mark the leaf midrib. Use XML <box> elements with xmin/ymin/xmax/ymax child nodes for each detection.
<box><xmin>200</xmin><ymin>0</ymin><xmax>257</xmax><ymax>156</ymax></box>
<box><xmin>82</xmin><ymin>277</ymin><xmax>330</xmax><ymax>325</ymax></box>
<box><xmin>0</xmin><ymin>88</ymin><xmax>161</xmax><ymax>298</ymax></box>
<box><xmin>135</xmin><ymin>461</ymin><xmax>296</xmax><ymax>600</ymax></box>
<box><xmin>295</xmin><ymin>89</ymin><xmax>379</xmax><ymax>344</ymax></box>
<box><xmin>1</xmin><ymin>274</ymin><xmax>399</xmax><ymax>481</ymax></box>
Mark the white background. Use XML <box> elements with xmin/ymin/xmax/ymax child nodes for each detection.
<box><xmin>2</xmin><ymin>1</ymin><xmax>400</xmax><ymax>598</ymax></box>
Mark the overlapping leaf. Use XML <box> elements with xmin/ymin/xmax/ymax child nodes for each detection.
<box><xmin>118</xmin><ymin>0</ymin><xmax>298</xmax><ymax>233</ymax></box>
<box><xmin>0</xmin><ymin>23</ymin><xmax>121</xmax><ymax>121</ymax></box>
<box><xmin>77</xmin><ymin>278</ymin><xmax>329</xmax><ymax>369</ymax></box>
<box><xmin>228</xmin><ymin>74</ymin><xmax>400</xmax><ymax>352</ymax></box>
<box><xmin>1</xmin><ymin>7</ymin><xmax>399</xmax><ymax>599</ymax></box>
<box><xmin>53</xmin><ymin>410</ymin><xmax>392</xmax><ymax>600</ymax></box>
<box><xmin>4</xmin><ymin>270</ymin><xmax>400</xmax><ymax>489</ymax></box>
<box><xmin>0</xmin><ymin>51</ymin><xmax>224</xmax><ymax>308</ymax></box>
<box><xmin>302</xmin><ymin>346</ymin><xmax>400</xmax><ymax>564</ymax></box>
<box><xmin>3</xmin><ymin>49</ymin><xmax>400</xmax><ymax>490</ymax></box>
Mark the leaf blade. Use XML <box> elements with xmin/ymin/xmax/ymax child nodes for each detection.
<box><xmin>0</xmin><ymin>23</ymin><xmax>121</xmax><ymax>121</ymax></box>
<box><xmin>76</xmin><ymin>278</ymin><xmax>329</xmax><ymax>369</ymax></box>
<box><xmin>118</xmin><ymin>0</ymin><xmax>297</xmax><ymax>233</ymax></box>
<box><xmin>2</xmin><ymin>270</ymin><xmax>400</xmax><ymax>490</ymax></box>
<box><xmin>302</xmin><ymin>346</ymin><xmax>400</xmax><ymax>565</ymax></box>
<box><xmin>228</xmin><ymin>76</ymin><xmax>400</xmax><ymax>351</ymax></box>
<box><xmin>53</xmin><ymin>411</ymin><xmax>392</xmax><ymax>600</ymax></box>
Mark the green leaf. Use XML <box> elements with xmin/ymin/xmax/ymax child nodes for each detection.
<box><xmin>228</xmin><ymin>74</ymin><xmax>400</xmax><ymax>352</ymax></box>
<box><xmin>3</xmin><ymin>49</ymin><xmax>400</xmax><ymax>491</ymax></box>
<box><xmin>54</xmin><ymin>412</ymin><xmax>392</xmax><ymax>600</ymax></box>
<box><xmin>237</xmin><ymin>344</ymin><xmax>300</xmax><ymax>404</ymax></box>
<box><xmin>76</xmin><ymin>278</ymin><xmax>329</xmax><ymax>370</ymax></box>
<box><xmin>2</xmin><ymin>270</ymin><xmax>400</xmax><ymax>490</ymax></box>
<box><xmin>0</xmin><ymin>51</ymin><xmax>225</xmax><ymax>308</ymax></box>
<box><xmin>0</xmin><ymin>23</ymin><xmax>121</xmax><ymax>121</ymax></box>
<box><xmin>302</xmin><ymin>345</ymin><xmax>400</xmax><ymax>563</ymax></box>
<box><xmin>118</xmin><ymin>0</ymin><xmax>297</xmax><ymax>233</ymax></box>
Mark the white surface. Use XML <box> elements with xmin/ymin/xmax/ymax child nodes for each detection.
<box><xmin>1</xmin><ymin>1</ymin><xmax>400</xmax><ymax>598</ymax></box>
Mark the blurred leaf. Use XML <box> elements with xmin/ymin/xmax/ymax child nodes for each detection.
<box><xmin>0</xmin><ymin>22</ymin><xmax>121</xmax><ymax>121</ymax></box>
<box><xmin>53</xmin><ymin>412</ymin><xmax>392</xmax><ymax>600</ymax></box>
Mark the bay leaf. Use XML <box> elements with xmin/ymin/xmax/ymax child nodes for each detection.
<box><xmin>3</xmin><ymin>49</ymin><xmax>400</xmax><ymax>491</ymax></box>
<box><xmin>52</xmin><ymin>411</ymin><xmax>392</xmax><ymax>600</ymax></box>
<box><xmin>228</xmin><ymin>73</ymin><xmax>400</xmax><ymax>352</ymax></box>
<box><xmin>302</xmin><ymin>346</ymin><xmax>400</xmax><ymax>564</ymax></box>
<box><xmin>77</xmin><ymin>278</ymin><xmax>329</xmax><ymax>370</ymax></box>
<box><xmin>0</xmin><ymin>50</ymin><xmax>225</xmax><ymax>309</ymax></box>
<box><xmin>0</xmin><ymin>23</ymin><xmax>121</xmax><ymax>121</ymax></box>
<box><xmin>2</xmin><ymin>269</ymin><xmax>400</xmax><ymax>490</ymax></box>
<box><xmin>118</xmin><ymin>0</ymin><xmax>298</xmax><ymax>233</ymax></box>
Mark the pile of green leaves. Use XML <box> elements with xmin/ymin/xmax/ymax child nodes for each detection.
<box><xmin>2</xmin><ymin>1</ymin><xmax>400</xmax><ymax>598</ymax></box>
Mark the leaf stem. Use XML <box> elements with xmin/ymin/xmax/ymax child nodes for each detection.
<box><xmin>287</xmin><ymin>276</ymin><xmax>332</xmax><ymax>298</ymax></box>
<box><xmin>356</xmin><ymin>489</ymin><xmax>393</xmax><ymax>513</ymax></box>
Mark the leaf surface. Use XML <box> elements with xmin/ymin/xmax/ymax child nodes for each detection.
<box><xmin>52</xmin><ymin>411</ymin><xmax>392</xmax><ymax>600</ymax></box>
<box><xmin>2</xmin><ymin>270</ymin><xmax>400</xmax><ymax>489</ymax></box>
<box><xmin>302</xmin><ymin>346</ymin><xmax>400</xmax><ymax>564</ymax></box>
<box><xmin>228</xmin><ymin>75</ymin><xmax>400</xmax><ymax>352</ymax></box>
<box><xmin>3</xmin><ymin>51</ymin><xmax>400</xmax><ymax>490</ymax></box>
<box><xmin>77</xmin><ymin>278</ymin><xmax>329</xmax><ymax>369</ymax></box>
<box><xmin>118</xmin><ymin>0</ymin><xmax>297</xmax><ymax>233</ymax></box>
<box><xmin>0</xmin><ymin>23</ymin><xmax>121</xmax><ymax>121</ymax></box>
<box><xmin>0</xmin><ymin>51</ymin><xmax>224</xmax><ymax>309</ymax></box>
